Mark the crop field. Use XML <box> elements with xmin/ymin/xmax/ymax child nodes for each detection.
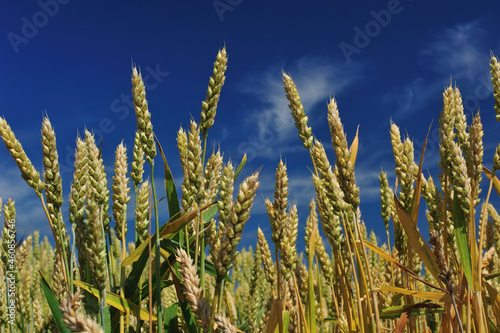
<box><xmin>1</xmin><ymin>48</ymin><xmax>500</xmax><ymax>332</ymax></box>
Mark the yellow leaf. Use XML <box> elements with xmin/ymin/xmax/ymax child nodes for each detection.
<box><xmin>121</xmin><ymin>235</ymin><xmax>151</xmax><ymax>267</ymax></box>
<box><xmin>267</xmin><ymin>298</ymin><xmax>284</xmax><ymax>333</ymax></box>
<box><xmin>159</xmin><ymin>202</ymin><xmax>216</xmax><ymax>239</ymax></box>
<box><xmin>74</xmin><ymin>280</ymin><xmax>157</xmax><ymax>322</ymax></box>
<box><xmin>349</xmin><ymin>125</ymin><xmax>359</xmax><ymax>167</ymax></box>
<box><xmin>483</xmin><ymin>166</ymin><xmax>500</xmax><ymax>198</ymax></box>
<box><xmin>378</xmin><ymin>286</ymin><xmax>452</xmax><ymax>303</ymax></box>
<box><xmin>122</xmin><ymin>202</ymin><xmax>216</xmax><ymax>266</ymax></box>
<box><xmin>364</xmin><ymin>241</ymin><xmax>443</xmax><ymax>292</ymax></box>
<box><xmin>484</xmin><ymin>280</ymin><xmax>500</xmax><ymax>322</ymax></box>
<box><xmin>393</xmin><ymin>195</ymin><xmax>443</xmax><ymax>287</ymax></box>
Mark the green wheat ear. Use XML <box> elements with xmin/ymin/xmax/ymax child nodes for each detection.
<box><xmin>490</xmin><ymin>53</ymin><xmax>500</xmax><ymax>121</ymax></box>
<box><xmin>0</xmin><ymin>117</ymin><xmax>44</xmax><ymax>196</ymax></box>
<box><xmin>200</xmin><ymin>46</ymin><xmax>228</xmax><ymax>137</ymax></box>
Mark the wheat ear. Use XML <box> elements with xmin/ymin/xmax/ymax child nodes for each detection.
<box><xmin>200</xmin><ymin>46</ymin><xmax>228</xmax><ymax>137</ymax></box>
<box><xmin>112</xmin><ymin>142</ymin><xmax>130</xmax><ymax>240</ymax></box>
<box><xmin>0</xmin><ymin>117</ymin><xmax>44</xmax><ymax>196</ymax></box>
<box><xmin>60</xmin><ymin>292</ymin><xmax>104</xmax><ymax>333</ymax></box>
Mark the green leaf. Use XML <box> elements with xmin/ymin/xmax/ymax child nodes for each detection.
<box><xmin>484</xmin><ymin>271</ymin><xmax>500</xmax><ymax>280</ymax></box>
<box><xmin>234</xmin><ymin>153</ymin><xmax>247</xmax><ymax>180</ymax></box>
<box><xmin>155</xmin><ymin>134</ymin><xmax>181</xmax><ymax>219</ymax></box>
<box><xmin>452</xmin><ymin>195</ymin><xmax>474</xmax><ymax>292</ymax></box>
<box><xmin>39</xmin><ymin>272</ymin><xmax>71</xmax><ymax>333</ymax></box>
<box><xmin>409</xmin><ymin>121</ymin><xmax>432</xmax><ymax>223</ymax></box>
<box><xmin>306</xmin><ymin>229</ymin><xmax>317</xmax><ymax>333</ymax></box>
<box><xmin>164</xmin><ymin>303</ymin><xmax>180</xmax><ymax>333</ymax></box>
<box><xmin>123</xmin><ymin>202</ymin><xmax>217</xmax><ymax>267</ymax></box>
<box><xmin>103</xmin><ymin>306</ymin><xmax>111</xmax><ymax>333</ymax></box>
<box><xmin>393</xmin><ymin>195</ymin><xmax>442</xmax><ymax>286</ymax></box>
<box><xmin>379</xmin><ymin>303</ymin><xmax>445</xmax><ymax>320</ymax></box>
<box><xmin>488</xmin><ymin>318</ymin><xmax>500</xmax><ymax>333</ymax></box>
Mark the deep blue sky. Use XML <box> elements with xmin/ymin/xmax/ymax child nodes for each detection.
<box><xmin>1</xmin><ymin>1</ymin><xmax>500</xmax><ymax>252</ymax></box>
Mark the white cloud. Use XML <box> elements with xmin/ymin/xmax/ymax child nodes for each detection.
<box><xmin>238</xmin><ymin>56</ymin><xmax>362</xmax><ymax>160</ymax></box>
<box><xmin>420</xmin><ymin>20</ymin><xmax>490</xmax><ymax>82</ymax></box>
<box><xmin>383</xmin><ymin>19</ymin><xmax>492</xmax><ymax>122</ymax></box>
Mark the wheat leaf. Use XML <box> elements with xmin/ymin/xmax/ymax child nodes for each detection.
<box><xmin>452</xmin><ymin>195</ymin><xmax>474</xmax><ymax>292</ymax></box>
<box><xmin>393</xmin><ymin>195</ymin><xmax>442</xmax><ymax>285</ymax></box>
<box><xmin>378</xmin><ymin>286</ymin><xmax>452</xmax><ymax>303</ymax></box>
<box><xmin>74</xmin><ymin>280</ymin><xmax>157</xmax><ymax>322</ymax></box>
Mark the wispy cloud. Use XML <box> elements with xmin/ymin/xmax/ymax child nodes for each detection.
<box><xmin>382</xmin><ymin>19</ymin><xmax>491</xmax><ymax>122</ymax></box>
<box><xmin>420</xmin><ymin>20</ymin><xmax>490</xmax><ymax>82</ymax></box>
<box><xmin>237</xmin><ymin>56</ymin><xmax>362</xmax><ymax>161</ymax></box>
<box><xmin>0</xmin><ymin>163</ymin><xmax>49</xmax><ymax>237</ymax></box>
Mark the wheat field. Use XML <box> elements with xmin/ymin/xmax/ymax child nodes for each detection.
<box><xmin>1</xmin><ymin>47</ymin><xmax>500</xmax><ymax>332</ymax></box>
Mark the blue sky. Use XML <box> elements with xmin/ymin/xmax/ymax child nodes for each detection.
<box><xmin>1</xmin><ymin>0</ymin><xmax>500</xmax><ymax>252</ymax></box>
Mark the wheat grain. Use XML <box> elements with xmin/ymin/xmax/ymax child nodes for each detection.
<box><xmin>70</xmin><ymin>136</ymin><xmax>90</xmax><ymax>279</ymax></box>
<box><xmin>490</xmin><ymin>54</ymin><xmax>500</xmax><ymax>121</ymax></box>
<box><xmin>379</xmin><ymin>170</ymin><xmax>392</xmax><ymax>235</ymax></box>
<box><xmin>85</xmin><ymin>193</ymin><xmax>108</xmax><ymax>292</ymax></box>
<box><xmin>449</xmin><ymin>140</ymin><xmax>472</xmax><ymax>216</ymax></box>
<box><xmin>452</xmin><ymin>87</ymin><xmax>469</xmax><ymax>154</ymax></box>
<box><xmin>135</xmin><ymin>180</ymin><xmax>150</xmax><ymax>243</ymax></box>
<box><xmin>42</xmin><ymin>117</ymin><xmax>70</xmax><ymax>257</ymax></box>
<box><xmin>112</xmin><ymin>142</ymin><xmax>130</xmax><ymax>240</ymax></box>
<box><xmin>327</xmin><ymin>97</ymin><xmax>359</xmax><ymax>209</ymax></box>
<box><xmin>202</xmin><ymin>148</ymin><xmax>223</xmax><ymax>206</ymax></box>
<box><xmin>85</xmin><ymin>129</ymin><xmax>111</xmax><ymax>232</ymax></box>
<box><xmin>257</xmin><ymin>227</ymin><xmax>276</xmax><ymax>286</ymax></box>
<box><xmin>304</xmin><ymin>199</ymin><xmax>317</xmax><ymax>261</ymax></box>
<box><xmin>60</xmin><ymin>292</ymin><xmax>104</xmax><ymax>333</ymax></box>
<box><xmin>130</xmin><ymin>130</ymin><xmax>145</xmax><ymax>186</ymax></box>
<box><xmin>311</xmin><ymin>140</ymin><xmax>349</xmax><ymax>215</ymax></box>
<box><xmin>468</xmin><ymin>112</ymin><xmax>483</xmax><ymax>207</ymax></box>
<box><xmin>218</xmin><ymin>161</ymin><xmax>235</xmax><ymax>231</ymax></box>
<box><xmin>200</xmin><ymin>46</ymin><xmax>227</xmax><ymax>137</ymax></box>
<box><xmin>52</xmin><ymin>251</ymin><xmax>68</xmax><ymax>302</ymax></box>
<box><xmin>268</xmin><ymin>159</ymin><xmax>289</xmax><ymax>245</ymax></box>
<box><xmin>282</xmin><ymin>72</ymin><xmax>313</xmax><ymax>150</ymax></box>
<box><xmin>280</xmin><ymin>204</ymin><xmax>298</xmax><ymax>280</ymax></box>
<box><xmin>312</xmin><ymin>174</ymin><xmax>343</xmax><ymax>251</ymax></box>
<box><xmin>132</xmin><ymin>66</ymin><xmax>156</xmax><ymax>163</ymax></box>
<box><xmin>219</xmin><ymin>170</ymin><xmax>260</xmax><ymax>274</ymax></box>
<box><xmin>1</xmin><ymin>199</ymin><xmax>15</xmax><ymax>268</ymax></box>
<box><xmin>16</xmin><ymin>234</ymin><xmax>32</xmax><ymax>272</ymax></box>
